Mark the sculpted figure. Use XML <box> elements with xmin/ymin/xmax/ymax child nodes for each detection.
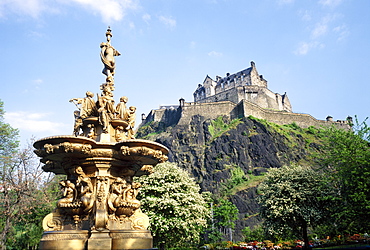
<box><xmin>100</xmin><ymin>28</ymin><xmax>121</xmax><ymax>83</ymax></box>
<box><xmin>69</xmin><ymin>91</ymin><xmax>98</xmax><ymax>119</ymax></box>
<box><xmin>98</xmin><ymin>88</ymin><xmax>115</xmax><ymax>133</ymax></box>
<box><xmin>73</xmin><ymin>110</ymin><xmax>83</xmax><ymax>136</ymax></box>
<box><xmin>81</xmin><ymin>91</ymin><xmax>98</xmax><ymax>119</ymax></box>
<box><xmin>57</xmin><ymin>180</ymin><xmax>77</xmax><ymax>207</ymax></box>
<box><xmin>115</xmin><ymin>96</ymin><xmax>129</xmax><ymax>121</ymax></box>
<box><xmin>75</xmin><ymin>166</ymin><xmax>94</xmax><ymax>213</ymax></box>
<box><xmin>87</xmin><ymin>124</ymin><xmax>95</xmax><ymax>139</ymax></box>
<box><xmin>115</xmin><ymin>125</ymin><xmax>127</xmax><ymax>141</ymax></box>
<box><xmin>108</xmin><ymin>177</ymin><xmax>126</xmax><ymax>213</ymax></box>
<box><xmin>127</xmin><ymin>106</ymin><xmax>136</xmax><ymax>139</ymax></box>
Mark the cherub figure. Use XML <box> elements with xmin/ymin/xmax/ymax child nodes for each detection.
<box><xmin>57</xmin><ymin>180</ymin><xmax>77</xmax><ymax>207</ymax></box>
<box><xmin>108</xmin><ymin>177</ymin><xmax>126</xmax><ymax>213</ymax></box>
<box><xmin>75</xmin><ymin>166</ymin><xmax>94</xmax><ymax>213</ymax></box>
<box><xmin>73</xmin><ymin>110</ymin><xmax>83</xmax><ymax>136</ymax></box>
<box><xmin>115</xmin><ymin>96</ymin><xmax>129</xmax><ymax>121</ymax></box>
<box><xmin>127</xmin><ymin>106</ymin><xmax>136</xmax><ymax>139</ymax></box>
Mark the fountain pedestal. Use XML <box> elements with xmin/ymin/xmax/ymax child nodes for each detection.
<box><xmin>34</xmin><ymin>136</ymin><xmax>168</xmax><ymax>250</ymax></box>
<box><xmin>34</xmin><ymin>28</ymin><xmax>168</xmax><ymax>250</ymax></box>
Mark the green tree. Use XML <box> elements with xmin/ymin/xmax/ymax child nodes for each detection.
<box><xmin>242</xmin><ymin>225</ymin><xmax>264</xmax><ymax>242</ymax></box>
<box><xmin>208</xmin><ymin>198</ymin><xmax>239</xmax><ymax>243</ymax></box>
<box><xmin>317</xmin><ymin>121</ymin><xmax>370</xmax><ymax>234</ymax></box>
<box><xmin>0</xmin><ymin>100</ymin><xmax>20</xmax><ymax>249</ymax></box>
<box><xmin>0</xmin><ymin>100</ymin><xmax>58</xmax><ymax>249</ymax></box>
<box><xmin>137</xmin><ymin>162</ymin><xmax>211</xmax><ymax>249</ymax></box>
<box><xmin>0</xmin><ymin>141</ymin><xmax>58</xmax><ymax>250</ymax></box>
<box><xmin>257</xmin><ymin>165</ymin><xmax>333</xmax><ymax>249</ymax></box>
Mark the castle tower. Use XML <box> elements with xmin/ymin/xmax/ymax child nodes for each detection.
<box><xmin>193</xmin><ymin>61</ymin><xmax>292</xmax><ymax>112</ymax></box>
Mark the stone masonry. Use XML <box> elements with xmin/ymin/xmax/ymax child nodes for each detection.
<box><xmin>140</xmin><ymin>62</ymin><xmax>350</xmax><ymax>129</ymax></box>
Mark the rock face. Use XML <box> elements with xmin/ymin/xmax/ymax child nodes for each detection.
<box><xmin>136</xmin><ymin>115</ymin><xmax>315</xmax><ymax>241</ymax></box>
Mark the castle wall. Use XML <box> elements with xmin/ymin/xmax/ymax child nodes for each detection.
<box><xmin>177</xmin><ymin>101</ymin><xmax>236</xmax><ymax>125</ymax></box>
<box><xmin>141</xmin><ymin>99</ymin><xmax>349</xmax><ymax>130</ymax></box>
<box><xmin>142</xmin><ymin>108</ymin><xmax>182</xmax><ymax>127</ymax></box>
<box><xmin>234</xmin><ymin>100</ymin><xmax>350</xmax><ymax>129</ymax></box>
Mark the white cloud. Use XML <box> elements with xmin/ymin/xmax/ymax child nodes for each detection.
<box><xmin>142</xmin><ymin>13</ymin><xmax>151</xmax><ymax>23</ymax></box>
<box><xmin>208</xmin><ymin>51</ymin><xmax>223</xmax><ymax>57</ymax></box>
<box><xmin>0</xmin><ymin>0</ymin><xmax>48</xmax><ymax>18</ymax></box>
<box><xmin>129</xmin><ymin>21</ymin><xmax>135</xmax><ymax>29</ymax></box>
<box><xmin>190</xmin><ymin>41</ymin><xmax>196</xmax><ymax>49</ymax></box>
<box><xmin>333</xmin><ymin>24</ymin><xmax>349</xmax><ymax>41</ymax></box>
<box><xmin>294</xmin><ymin>41</ymin><xmax>323</xmax><ymax>55</ymax></box>
<box><xmin>319</xmin><ymin>0</ymin><xmax>343</xmax><ymax>8</ymax></box>
<box><xmin>0</xmin><ymin>0</ymin><xmax>138</xmax><ymax>23</ymax></box>
<box><xmin>4</xmin><ymin>112</ymin><xmax>66</xmax><ymax>134</ymax></box>
<box><xmin>158</xmin><ymin>15</ymin><xmax>176</xmax><ymax>29</ymax></box>
<box><xmin>310</xmin><ymin>14</ymin><xmax>338</xmax><ymax>39</ymax></box>
<box><xmin>299</xmin><ymin>10</ymin><xmax>312</xmax><ymax>22</ymax></box>
<box><xmin>277</xmin><ymin>0</ymin><xmax>295</xmax><ymax>4</ymax></box>
<box><xmin>66</xmin><ymin>0</ymin><xmax>137</xmax><ymax>23</ymax></box>
<box><xmin>311</xmin><ymin>22</ymin><xmax>328</xmax><ymax>39</ymax></box>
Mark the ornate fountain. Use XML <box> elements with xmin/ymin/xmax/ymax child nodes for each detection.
<box><xmin>34</xmin><ymin>27</ymin><xmax>168</xmax><ymax>250</ymax></box>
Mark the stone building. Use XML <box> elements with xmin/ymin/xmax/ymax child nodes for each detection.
<box><xmin>193</xmin><ymin>61</ymin><xmax>292</xmax><ymax>112</ymax></box>
<box><xmin>140</xmin><ymin>62</ymin><xmax>349</xmax><ymax>129</ymax></box>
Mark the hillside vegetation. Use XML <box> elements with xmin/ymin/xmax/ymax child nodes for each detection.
<box><xmin>136</xmin><ymin>115</ymin><xmax>326</xmax><ymax>240</ymax></box>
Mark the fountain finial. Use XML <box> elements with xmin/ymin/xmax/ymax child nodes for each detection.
<box><xmin>100</xmin><ymin>27</ymin><xmax>120</xmax><ymax>83</ymax></box>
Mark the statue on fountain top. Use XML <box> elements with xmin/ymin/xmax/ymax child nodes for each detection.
<box><xmin>69</xmin><ymin>27</ymin><xmax>136</xmax><ymax>142</ymax></box>
<box><xmin>100</xmin><ymin>26</ymin><xmax>121</xmax><ymax>83</ymax></box>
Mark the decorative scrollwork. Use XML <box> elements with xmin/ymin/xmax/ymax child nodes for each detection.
<box><xmin>42</xmin><ymin>213</ymin><xmax>63</xmax><ymax>231</ymax></box>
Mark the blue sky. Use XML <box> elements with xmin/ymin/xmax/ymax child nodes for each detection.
<box><xmin>1</xmin><ymin>0</ymin><xmax>369</xmax><ymax>145</ymax></box>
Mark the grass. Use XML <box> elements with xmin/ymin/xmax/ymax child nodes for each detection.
<box><xmin>314</xmin><ymin>243</ymin><xmax>370</xmax><ymax>249</ymax></box>
<box><xmin>248</xmin><ymin>115</ymin><xmax>326</xmax><ymax>151</ymax></box>
<box><xmin>208</xmin><ymin>116</ymin><xmax>242</xmax><ymax>141</ymax></box>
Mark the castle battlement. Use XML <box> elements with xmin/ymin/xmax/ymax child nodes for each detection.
<box><xmin>140</xmin><ymin>62</ymin><xmax>350</xmax><ymax>130</ymax></box>
<box><xmin>193</xmin><ymin>61</ymin><xmax>292</xmax><ymax>113</ymax></box>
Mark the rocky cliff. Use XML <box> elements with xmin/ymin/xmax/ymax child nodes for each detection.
<box><xmin>136</xmin><ymin>114</ymin><xmax>321</xmax><ymax>241</ymax></box>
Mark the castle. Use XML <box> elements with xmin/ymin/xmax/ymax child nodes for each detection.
<box><xmin>140</xmin><ymin>62</ymin><xmax>350</xmax><ymax>129</ymax></box>
<box><xmin>193</xmin><ymin>61</ymin><xmax>292</xmax><ymax>112</ymax></box>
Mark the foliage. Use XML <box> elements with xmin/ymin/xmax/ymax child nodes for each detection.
<box><xmin>136</xmin><ymin>162</ymin><xmax>211</xmax><ymax>249</ymax></box>
<box><xmin>0</xmin><ymin>100</ymin><xmax>19</xmax><ymax>160</ymax></box>
<box><xmin>135</xmin><ymin>121</ymin><xmax>167</xmax><ymax>140</ymax></box>
<box><xmin>248</xmin><ymin>115</ymin><xmax>325</xmax><ymax>151</ymax></box>
<box><xmin>208</xmin><ymin>116</ymin><xmax>242</xmax><ymax>141</ymax></box>
<box><xmin>257</xmin><ymin>165</ymin><xmax>334</xmax><ymax>248</ymax></box>
<box><xmin>0</xmin><ymin>142</ymin><xmax>59</xmax><ymax>250</ymax></box>
<box><xmin>0</xmin><ymin>100</ymin><xmax>59</xmax><ymax>249</ymax></box>
<box><xmin>315</xmin><ymin>120</ymin><xmax>370</xmax><ymax>235</ymax></box>
<box><xmin>220</xmin><ymin>165</ymin><xmax>265</xmax><ymax>197</ymax></box>
<box><xmin>242</xmin><ymin>225</ymin><xmax>265</xmax><ymax>242</ymax></box>
<box><xmin>207</xmin><ymin>198</ymin><xmax>239</xmax><ymax>243</ymax></box>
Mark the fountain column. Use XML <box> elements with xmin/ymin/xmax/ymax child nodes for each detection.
<box><xmin>34</xmin><ymin>27</ymin><xmax>168</xmax><ymax>250</ymax></box>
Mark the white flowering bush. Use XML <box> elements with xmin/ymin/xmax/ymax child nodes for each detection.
<box><xmin>137</xmin><ymin>162</ymin><xmax>211</xmax><ymax>248</ymax></box>
<box><xmin>257</xmin><ymin>165</ymin><xmax>333</xmax><ymax>246</ymax></box>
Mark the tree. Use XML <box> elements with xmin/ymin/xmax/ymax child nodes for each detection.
<box><xmin>0</xmin><ymin>99</ymin><xmax>20</xmax><ymax>249</ymax></box>
<box><xmin>0</xmin><ymin>140</ymin><xmax>59</xmax><ymax>250</ymax></box>
<box><xmin>257</xmin><ymin>165</ymin><xmax>333</xmax><ymax>249</ymax></box>
<box><xmin>208</xmin><ymin>198</ymin><xmax>239</xmax><ymax>243</ymax></box>
<box><xmin>0</xmin><ymin>100</ymin><xmax>58</xmax><ymax>249</ymax></box>
<box><xmin>137</xmin><ymin>162</ymin><xmax>211</xmax><ymax>249</ymax></box>
<box><xmin>317</xmin><ymin>121</ymin><xmax>370</xmax><ymax>234</ymax></box>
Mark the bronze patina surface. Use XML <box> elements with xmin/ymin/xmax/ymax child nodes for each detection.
<box><xmin>34</xmin><ymin>27</ymin><xmax>168</xmax><ymax>250</ymax></box>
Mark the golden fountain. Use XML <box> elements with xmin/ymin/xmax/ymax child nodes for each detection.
<box><xmin>33</xmin><ymin>27</ymin><xmax>168</xmax><ymax>250</ymax></box>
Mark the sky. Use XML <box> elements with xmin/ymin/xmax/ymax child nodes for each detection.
<box><xmin>1</xmin><ymin>0</ymin><xmax>370</xmax><ymax>146</ymax></box>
